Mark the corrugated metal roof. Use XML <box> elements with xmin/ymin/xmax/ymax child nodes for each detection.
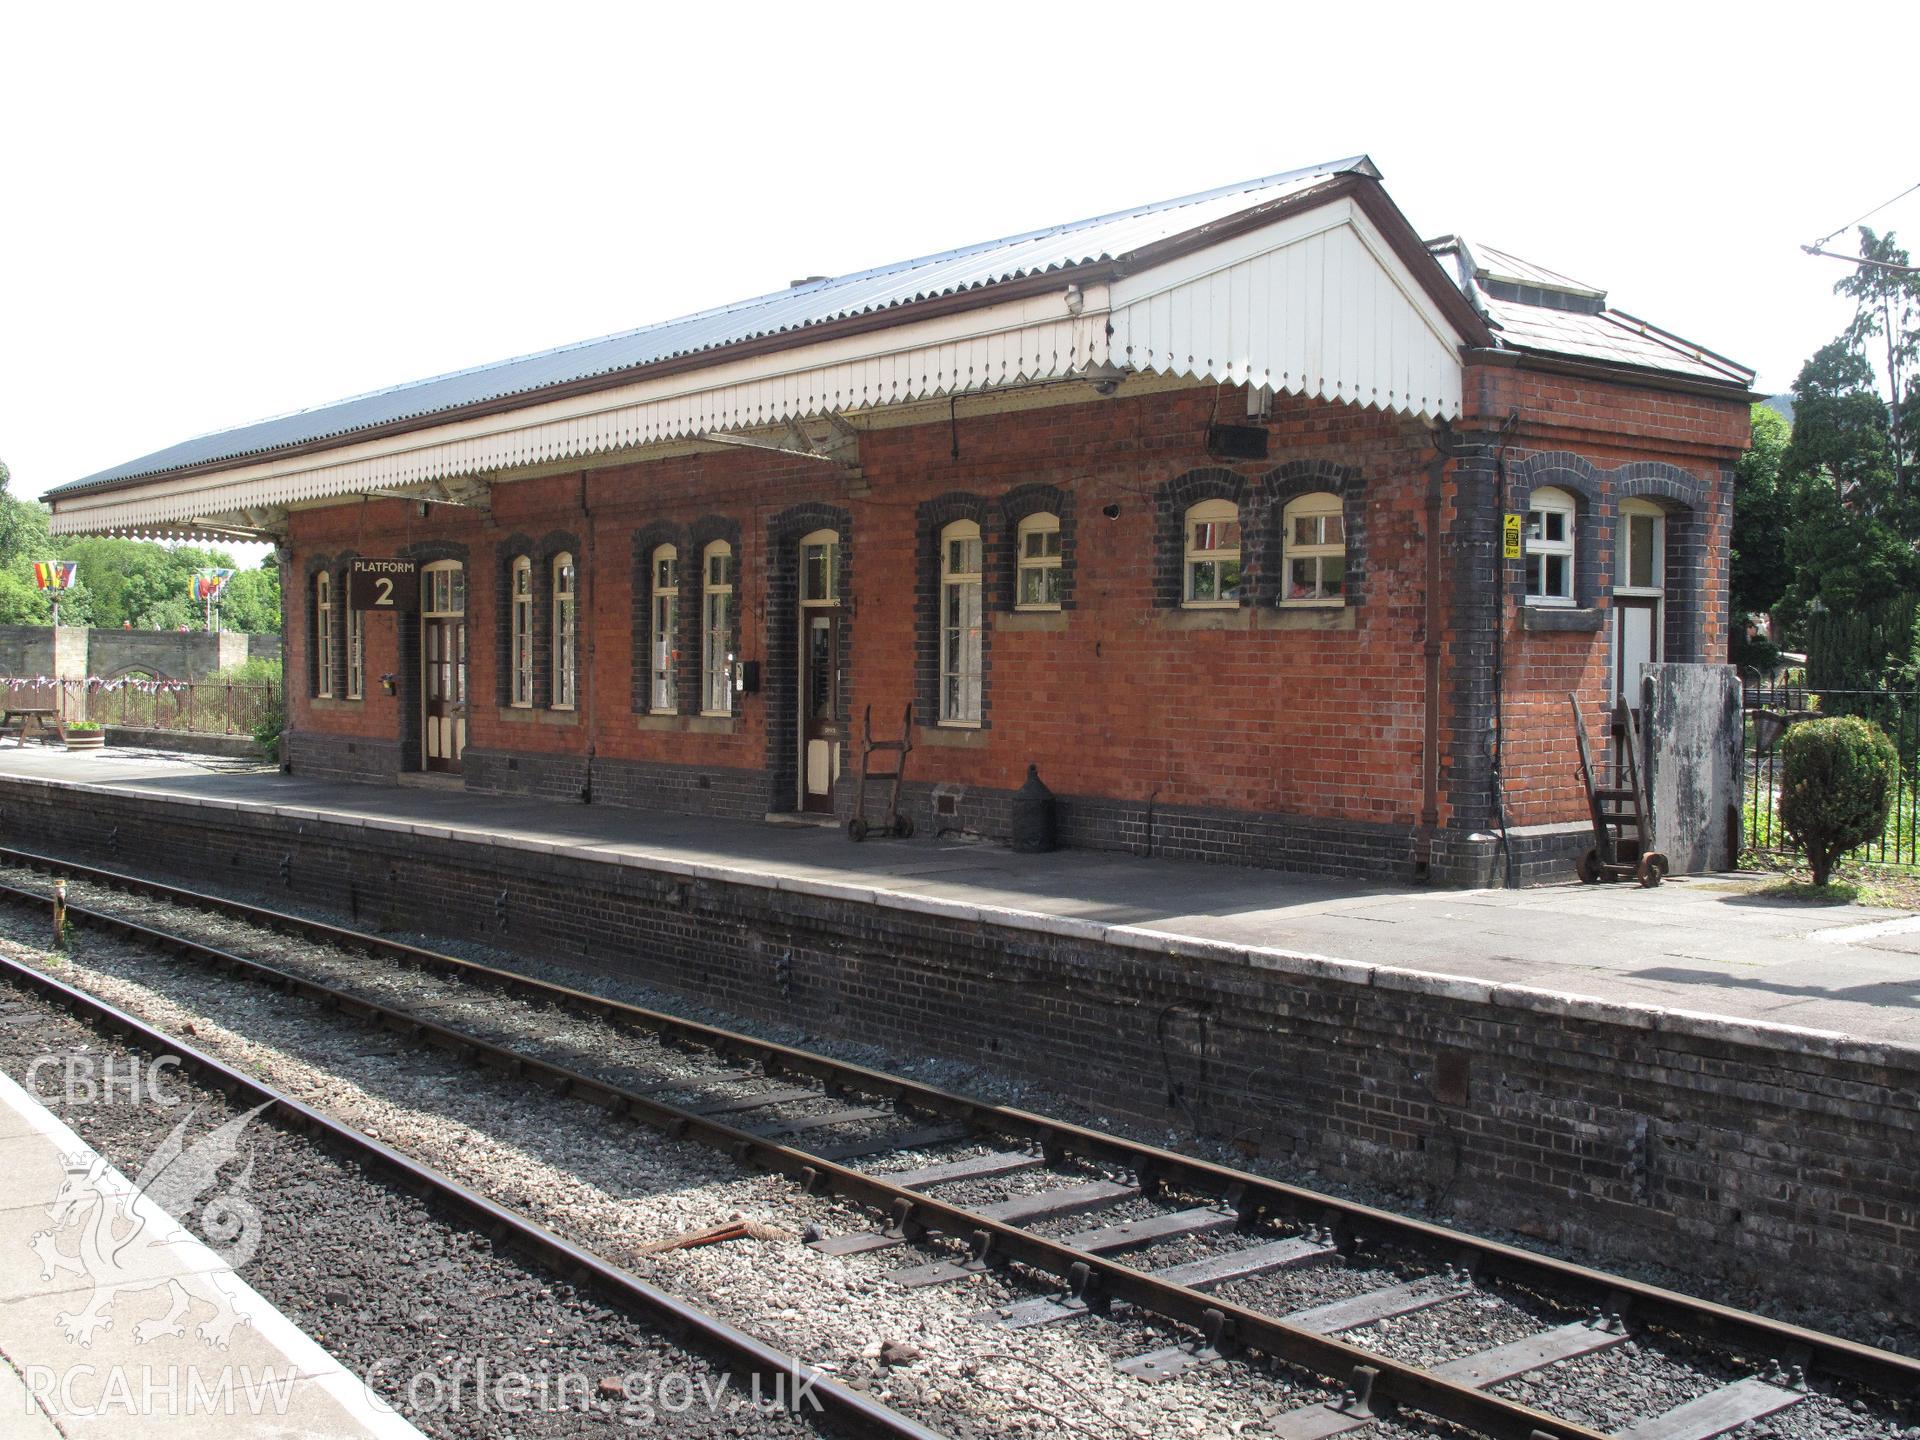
<box><xmin>1466</xmin><ymin>243</ymin><xmax>1602</xmax><ymax>298</ymax></box>
<box><xmin>1427</xmin><ymin>237</ymin><xmax>1753</xmax><ymax>387</ymax></box>
<box><xmin>51</xmin><ymin>156</ymin><xmax>1377</xmax><ymax>498</ymax></box>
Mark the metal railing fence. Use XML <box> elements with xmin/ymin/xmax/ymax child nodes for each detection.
<box><xmin>0</xmin><ymin>676</ymin><xmax>277</xmax><ymax>737</ymax></box>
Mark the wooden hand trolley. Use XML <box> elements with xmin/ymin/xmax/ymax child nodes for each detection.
<box><xmin>1569</xmin><ymin>692</ymin><xmax>1668</xmax><ymax>887</ymax></box>
<box><xmin>848</xmin><ymin>703</ymin><xmax>915</xmax><ymax>842</ymax></box>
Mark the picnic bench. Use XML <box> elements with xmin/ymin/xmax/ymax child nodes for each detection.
<box><xmin>0</xmin><ymin>707</ymin><xmax>62</xmax><ymax>744</ymax></box>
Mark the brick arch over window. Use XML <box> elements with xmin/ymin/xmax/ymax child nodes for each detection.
<box><xmin>1260</xmin><ymin>460</ymin><xmax>1365</xmax><ymax>609</ymax></box>
<box><xmin>532</xmin><ymin>530</ymin><xmax>580</xmax><ymax>709</ymax></box>
<box><xmin>686</xmin><ymin>514</ymin><xmax>743</xmax><ymax>714</ymax></box>
<box><xmin>997</xmin><ymin>482</ymin><xmax>1075</xmax><ymax>611</ymax></box>
<box><xmin>395</xmin><ymin>539</ymin><xmax>469</xmax><ymax>771</ymax></box>
<box><xmin>915</xmin><ymin>492</ymin><xmax>992</xmax><ymax>728</ymax></box>
<box><xmin>1155</xmin><ymin>467</ymin><xmax>1253</xmax><ymax>608</ymax></box>
<box><xmin>630</xmin><ymin>522</ymin><xmax>683</xmax><ymax>714</ymax></box>
<box><xmin>493</xmin><ymin>532</ymin><xmax>535</xmax><ymax>708</ymax></box>
<box><xmin>1615</xmin><ymin>463</ymin><xmax>1712</xmax><ymax>664</ymax></box>
<box><xmin>764</xmin><ymin>502</ymin><xmax>853</xmax><ymax>810</ymax></box>
<box><xmin>1507</xmin><ymin>452</ymin><xmax>1604</xmax><ymax>609</ymax></box>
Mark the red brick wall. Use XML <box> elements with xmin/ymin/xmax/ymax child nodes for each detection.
<box><xmin>1474</xmin><ymin>365</ymin><xmax>1748</xmax><ymax>829</ymax></box>
<box><xmin>283</xmin><ymin>366</ymin><xmax>1749</xmax><ymax>854</ymax></box>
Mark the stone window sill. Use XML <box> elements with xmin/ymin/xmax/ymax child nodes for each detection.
<box><xmin>997</xmin><ymin>610</ymin><xmax>1069</xmax><ymax>633</ymax></box>
<box><xmin>1522</xmin><ymin>605</ymin><xmax>1605</xmax><ymax>633</ymax></box>
<box><xmin>632</xmin><ymin>713</ymin><xmax>737</xmax><ymax>735</ymax></box>
<box><xmin>495</xmin><ymin>706</ymin><xmax>579</xmax><ymax>726</ymax></box>
<box><xmin>917</xmin><ymin>725</ymin><xmax>990</xmax><ymax>749</ymax></box>
<box><xmin>1257</xmin><ymin>605</ymin><xmax>1357</xmax><ymax>632</ymax></box>
<box><xmin>309</xmin><ymin>697</ymin><xmax>363</xmax><ymax>712</ymax></box>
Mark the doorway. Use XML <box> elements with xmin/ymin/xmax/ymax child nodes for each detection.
<box><xmin>422</xmin><ymin>560</ymin><xmax>467</xmax><ymax>773</ymax></box>
<box><xmin>797</xmin><ymin>530</ymin><xmax>841</xmax><ymax>813</ymax></box>
<box><xmin>1613</xmin><ymin>501</ymin><xmax>1664</xmax><ymax>710</ymax></box>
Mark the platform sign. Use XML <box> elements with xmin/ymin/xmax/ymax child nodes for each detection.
<box><xmin>349</xmin><ymin>558</ymin><xmax>419</xmax><ymax>611</ymax></box>
<box><xmin>1502</xmin><ymin>513</ymin><xmax>1523</xmax><ymax>560</ymax></box>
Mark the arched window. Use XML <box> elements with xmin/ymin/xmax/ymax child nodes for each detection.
<box><xmin>345</xmin><ymin>579</ymin><xmax>364</xmax><ymax>699</ymax></box>
<box><xmin>1183</xmin><ymin>499</ymin><xmax>1242</xmax><ymax>607</ymax></box>
<box><xmin>1015</xmin><ymin>512</ymin><xmax>1063</xmax><ymax>610</ymax></box>
<box><xmin>509</xmin><ymin>555</ymin><xmax>533</xmax><ymax>707</ymax></box>
<box><xmin>650</xmin><ymin>545</ymin><xmax>678</xmax><ymax>713</ymax></box>
<box><xmin>940</xmin><ymin>519</ymin><xmax>983</xmax><ymax>723</ymax></box>
<box><xmin>551</xmin><ymin>552</ymin><xmax>576</xmax><ymax>710</ymax></box>
<box><xmin>701</xmin><ymin>540</ymin><xmax>734</xmax><ymax>715</ymax></box>
<box><xmin>313</xmin><ymin>571</ymin><xmax>335</xmax><ymax>697</ymax></box>
<box><xmin>1281</xmin><ymin>493</ymin><xmax>1346</xmax><ymax>605</ymax></box>
<box><xmin>1524</xmin><ymin>487</ymin><xmax>1576</xmax><ymax>605</ymax></box>
<box><xmin>1617</xmin><ymin>500</ymin><xmax>1665</xmax><ymax>593</ymax></box>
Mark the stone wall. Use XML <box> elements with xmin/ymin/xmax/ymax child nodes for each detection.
<box><xmin>0</xmin><ymin>626</ymin><xmax>264</xmax><ymax>681</ymax></box>
<box><xmin>0</xmin><ymin>771</ymin><xmax>1908</xmax><ymax>1312</ymax></box>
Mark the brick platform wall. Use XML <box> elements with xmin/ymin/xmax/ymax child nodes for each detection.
<box><xmin>4</xmin><ymin>777</ymin><xmax>1907</xmax><ymax>1309</ymax></box>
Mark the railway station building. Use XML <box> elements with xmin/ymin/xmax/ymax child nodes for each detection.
<box><xmin>44</xmin><ymin>157</ymin><xmax>1755</xmax><ymax>885</ymax></box>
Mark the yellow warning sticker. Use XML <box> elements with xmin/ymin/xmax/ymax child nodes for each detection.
<box><xmin>1502</xmin><ymin>512</ymin><xmax>1523</xmax><ymax>560</ymax></box>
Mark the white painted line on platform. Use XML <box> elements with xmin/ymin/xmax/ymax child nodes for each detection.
<box><xmin>1809</xmin><ymin>913</ymin><xmax>1920</xmax><ymax>945</ymax></box>
<box><xmin>0</xmin><ymin>1069</ymin><xmax>425</xmax><ymax>1440</ymax></box>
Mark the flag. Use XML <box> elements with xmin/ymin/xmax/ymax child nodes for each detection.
<box><xmin>191</xmin><ymin>568</ymin><xmax>235</xmax><ymax>601</ymax></box>
<box><xmin>31</xmin><ymin>562</ymin><xmax>77</xmax><ymax>591</ymax></box>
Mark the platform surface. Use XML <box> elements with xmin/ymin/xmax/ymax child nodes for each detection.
<box><xmin>3</xmin><ymin>747</ymin><xmax>1919</xmax><ymax>1051</ymax></box>
<box><xmin>0</xmin><ymin>1063</ymin><xmax>424</xmax><ymax>1438</ymax></box>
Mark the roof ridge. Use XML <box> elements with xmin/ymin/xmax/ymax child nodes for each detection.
<box><xmin>238</xmin><ymin>156</ymin><xmax>1382</xmax><ymax>419</ymax></box>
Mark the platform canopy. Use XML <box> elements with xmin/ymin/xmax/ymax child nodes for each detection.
<box><xmin>48</xmin><ymin>157</ymin><xmax>1493</xmax><ymax>540</ymax></box>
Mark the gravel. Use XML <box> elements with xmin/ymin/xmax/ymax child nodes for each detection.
<box><xmin>0</xmin><ymin>906</ymin><xmax>1354</xmax><ymax>1439</ymax></box>
<box><xmin>7</xmin><ymin>866</ymin><xmax>1915</xmax><ymax>1440</ymax></box>
<box><xmin>0</xmin><ymin>977</ymin><xmax>833</xmax><ymax>1439</ymax></box>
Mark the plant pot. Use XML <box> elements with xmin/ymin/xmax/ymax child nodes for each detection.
<box><xmin>63</xmin><ymin>732</ymin><xmax>105</xmax><ymax>751</ymax></box>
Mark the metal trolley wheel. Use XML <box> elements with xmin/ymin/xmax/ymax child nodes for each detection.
<box><xmin>892</xmin><ymin>814</ymin><xmax>914</xmax><ymax>839</ymax></box>
<box><xmin>847</xmin><ymin>816</ymin><xmax>869</xmax><ymax>842</ymax></box>
<box><xmin>1578</xmin><ymin>847</ymin><xmax>1603</xmax><ymax>885</ymax></box>
<box><xmin>1635</xmin><ymin>851</ymin><xmax>1670</xmax><ymax>888</ymax></box>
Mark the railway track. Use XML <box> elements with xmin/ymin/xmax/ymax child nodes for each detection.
<box><xmin>0</xmin><ymin>845</ymin><xmax>1912</xmax><ymax>1440</ymax></box>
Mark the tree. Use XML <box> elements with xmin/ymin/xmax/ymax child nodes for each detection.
<box><xmin>217</xmin><ymin>559</ymin><xmax>281</xmax><ymax>634</ymax></box>
<box><xmin>1780</xmin><ymin>715</ymin><xmax>1897</xmax><ymax>886</ymax></box>
<box><xmin>1772</xmin><ymin>241</ymin><xmax>1920</xmax><ymax>644</ymax></box>
<box><xmin>1833</xmin><ymin>227</ymin><xmax>1920</xmax><ymax>499</ymax></box>
<box><xmin>1730</xmin><ymin>403</ymin><xmax>1794</xmax><ymax>624</ymax></box>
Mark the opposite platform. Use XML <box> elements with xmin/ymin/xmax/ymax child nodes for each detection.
<box><xmin>0</xmin><ymin>1065</ymin><xmax>424</xmax><ymax>1438</ymax></box>
<box><xmin>0</xmin><ymin>746</ymin><xmax>1916</xmax><ymax>1052</ymax></box>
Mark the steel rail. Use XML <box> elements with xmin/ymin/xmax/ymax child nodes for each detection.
<box><xmin>3</xmin><ymin>847</ymin><xmax>1916</xmax><ymax>1406</ymax></box>
<box><xmin>0</xmin><ymin>946</ymin><xmax>942</xmax><ymax>1440</ymax></box>
<box><xmin>0</xmin><ymin>873</ymin><xmax>1606</xmax><ymax>1440</ymax></box>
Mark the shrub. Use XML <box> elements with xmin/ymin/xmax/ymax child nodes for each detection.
<box><xmin>1779</xmin><ymin>715</ymin><xmax>1898</xmax><ymax>885</ymax></box>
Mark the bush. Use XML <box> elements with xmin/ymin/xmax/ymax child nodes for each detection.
<box><xmin>1779</xmin><ymin>715</ymin><xmax>1898</xmax><ymax>884</ymax></box>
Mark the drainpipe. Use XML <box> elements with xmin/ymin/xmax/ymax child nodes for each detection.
<box><xmin>1418</xmin><ymin>451</ymin><xmax>1445</xmax><ymax>877</ymax></box>
<box><xmin>580</xmin><ymin>470</ymin><xmax>596</xmax><ymax>804</ymax></box>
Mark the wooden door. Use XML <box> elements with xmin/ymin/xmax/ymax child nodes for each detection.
<box><xmin>1614</xmin><ymin>597</ymin><xmax>1659</xmax><ymax>711</ymax></box>
<box><xmin>800</xmin><ymin>610</ymin><xmax>840</xmax><ymax>812</ymax></box>
<box><xmin>422</xmin><ymin>562</ymin><xmax>467</xmax><ymax>773</ymax></box>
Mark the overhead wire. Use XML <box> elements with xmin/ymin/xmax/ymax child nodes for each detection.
<box><xmin>1809</xmin><ymin>179</ymin><xmax>1920</xmax><ymax>252</ymax></box>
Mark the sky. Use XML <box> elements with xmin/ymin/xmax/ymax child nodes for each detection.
<box><xmin>3</xmin><ymin>0</ymin><xmax>1917</xmax><ymax>569</ymax></box>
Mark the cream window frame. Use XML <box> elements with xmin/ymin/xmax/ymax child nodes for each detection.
<box><xmin>701</xmin><ymin>540</ymin><xmax>734</xmax><ymax>716</ymax></box>
<box><xmin>345</xmin><ymin>585</ymin><xmax>364</xmax><ymax>700</ymax></box>
<box><xmin>650</xmin><ymin>545</ymin><xmax>678</xmax><ymax>714</ymax></box>
<box><xmin>1280</xmin><ymin>492</ymin><xmax>1347</xmax><ymax>607</ymax></box>
<box><xmin>939</xmin><ymin>519</ymin><xmax>983</xmax><ymax>725</ymax></box>
<box><xmin>1616</xmin><ymin>500</ymin><xmax>1665</xmax><ymax>597</ymax></box>
<box><xmin>551</xmin><ymin>552</ymin><xmax>577</xmax><ymax>710</ymax></box>
<box><xmin>1183</xmin><ymin>498</ymin><xmax>1243</xmax><ymax>608</ymax></box>
<box><xmin>1014</xmin><ymin>512</ymin><xmax>1063</xmax><ymax>611</ymax></box>
<box><xmin>509</xmin><ymin>555</ymin><xmax>533</xmax><ymax>707</ymax></box>
<box><xmin>1524</xmin><ymin>487</ymin><xmax>1577</xmax><ymax>607</ymax></box>
<box><xmin>313</xmin><ymin>571</ymin><xmax>335</xmax><ymax>698</ymax></box>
